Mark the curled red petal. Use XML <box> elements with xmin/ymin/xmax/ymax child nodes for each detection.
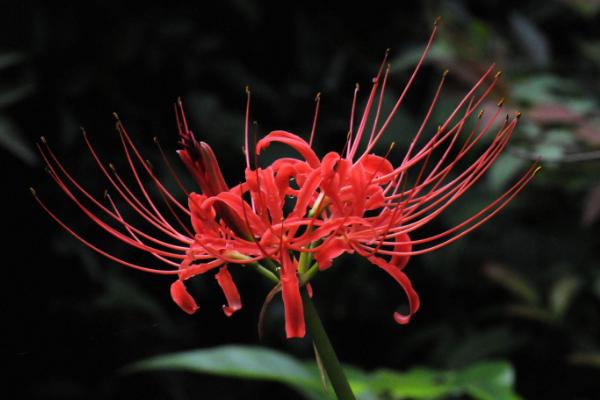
<box><xmin>281</xmin><ymin>252</ymin><xmax>305</xmax><ymax>338</ymax></box>
<box><xmin>170</xmin><ymin>279</ymin><xmax>199</xmax><ymax>314</ymax></box>
<box><xmin>358</xmin><ymin>153</ymin><xmax>394</xmax><ymax>181</ymax></box>
<box><xmin>320</xmin><ymin>152</ymin><xmax>351</xmax><ymax>212</ymax></box>
<box><xmin>188</xmin><ymin>193</ymin><xmax>218</xmax><ymax>234</ymax></box>
<box><xmin>313</xmin><ymin>236</ymin><xmax>353</xmax><ymax>270</ymax></box>
<box><xmin>391</xmin><ymin>233</ymin><xmax>412</xmax><ymax>270</ymax></box>
<box><xmin>177</xmin><ymin>141</ymin><xmax>229</xmax><ymax>196</ymax></box>
<box><xmin>290</xmin><ymin>169</ymin><xmax>321</xmax><ymax>218</ymax></box>
<box><xmin>204</xmin><ymin>191</ymin><xmax>265</xmax><ymax>233</ymax></box>
<box><xmin>215</xmin><ymin>266</ymin><xmax>242</xmax><ymax>317</ymax></box>
<box><xmin>366</xmin><ymin>255</ymin><xmax>419</xmax><ymax>324</ymax></box>
<box><xmin>274</xmin><ymin>164</ymin><xmax>296</xmax><ymax>197</ymax></box>
<box><xmin>256</xmin><ymin>130</ymin><xmax>321</xmax><ymax>168</ymax></box>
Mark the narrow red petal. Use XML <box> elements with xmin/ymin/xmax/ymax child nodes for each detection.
<box><xmin>281</xmin><ymin>252</ymin><xmax>305</xmax><ymax>338</ymax></box>
<box><xmin>170</xmin><ymin>279</ymin><xmax>199</xmax><ymax>314</ymax></box>
<box><xmin>214</xmin><ymin>266</ymin><xmax>242</xmax><ymax>317</ymax></box>
<box><xmin>367</xmin><ymin>255</ymin><xmax>420</xmax><ymax>324</ymax></box>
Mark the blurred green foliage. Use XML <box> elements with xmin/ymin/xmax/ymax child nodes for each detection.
<box><xmin>129</xmin><ymin>345</ymin><xmax>520</xmax><ymax>400</ymax></box>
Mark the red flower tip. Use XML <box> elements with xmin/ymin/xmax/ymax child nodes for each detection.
<box><xmin>170</xmin><ymin>279</ymin><xmax>199</xmax><ymax>315</ymax></box>
<box><xmin>281</xmin><ymin>252</ymin><xmax>306</xmax><ymax>338</ymax></box>
<box><xmin>215</xmin><ymin>266</ymin><xmax>242</xmax><ymax>317</ymax></box>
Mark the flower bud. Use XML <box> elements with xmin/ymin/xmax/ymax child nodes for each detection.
<box><xmin>179</xmin><ymin>139</ymin><xmax>251</xmax><ymax>239</ymax></box>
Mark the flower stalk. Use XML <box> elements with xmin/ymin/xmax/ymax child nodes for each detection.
<box><xmin>302</xmin><ymin>292</ymin><xmax>355</xmax><ymax>400</ymax></box>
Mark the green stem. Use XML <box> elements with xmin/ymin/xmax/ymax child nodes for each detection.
<box><xmin>300</xmin><ymin>262</ymin><xmax>319</xmax><ymax>285</ymax></box>
<box><xmin>251</xmin><ymin>261</ymin><xmax>279</xmax><ymax>283</ymax></box>
<box><xmin>302</xmin><ymin>292</ymin><xmax>355</xmax><ymax>400</ymax></box>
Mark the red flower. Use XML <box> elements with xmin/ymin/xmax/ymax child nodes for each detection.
<box><xmin>33</xmin><ymin>23</ymin><xmax>538</xmax><ymax>339</ymax></box>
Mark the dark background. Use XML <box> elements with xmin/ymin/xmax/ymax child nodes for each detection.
<box><xmin>3</xmin><ymin>1</ymin><xmax>600</xmax><ymax>399</ymax></box>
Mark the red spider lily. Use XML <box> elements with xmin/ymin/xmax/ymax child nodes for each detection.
<box><xmin>32</xmin><ymin>22</ymin><xmax>539</xmax><ymax>339</ymax></box>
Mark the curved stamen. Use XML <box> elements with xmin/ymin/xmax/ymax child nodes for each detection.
<box><xmin>360</xmin><ymin>163</ymin><xmax>539</xmax><ymax>256</ymax></box>
<box><xmin>106</xmin><ymin>193</ymin><xmax>181</xmax><ymax>267</ymax></box>
<box><xmin>31</xmin><ymin>188</ymin><xmax>181</xmax><ymax>275</ymax></box>
<box><xmin>116</xmin><ymin>118</ymin><xmax>191</xmax><ymax>215</ymax></box>
<box><xmin>309</xmin><ymin>92</ymin><xmax>321</xmax><ymax>147</ymax></box>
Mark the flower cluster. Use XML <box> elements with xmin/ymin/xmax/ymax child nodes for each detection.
<box><xmin>33</xmin><ymin>23</ymin><xmax>538</xmax><ymax>338</ymax></box>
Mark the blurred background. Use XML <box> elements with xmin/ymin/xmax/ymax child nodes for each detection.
<box><xmin>4</xmin><ymin>1</ymin><xmax>600</xmax><ymax>399</ymax></box>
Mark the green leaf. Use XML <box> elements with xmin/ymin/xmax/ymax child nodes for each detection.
<box><xmin>128</xmin><ymin>345</ymin><xmax>317</xmax><ymax>385</ymax></box>
<box><xmin>127</xmin><ymin>345</ymin><xmax>332</xmax><ymax>399</ymax></box>
<box><xmin>368</xmin><ymin>361</ymin><xmax>519</xmax><ymax>400</ymax></box>
<box><xmin>305</xmin><ymin>363</ymin><xmax>374</xmax><ymax>399</ymax></box>
<box><xmin>458</xmin><ymin>362</ymin><xmax>520</xmax><ymax>400</ymax></box>
<box><xmin>370</xmin><ymin>367</ymin><xmax>458</xmax><ymax>398</ymax></box>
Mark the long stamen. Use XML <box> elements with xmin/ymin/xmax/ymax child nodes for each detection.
<box><xmin>153</xmin><ymin>136</ymin><xmax>190</xmax><ymax>195</ymax></box>
<box><xmin>118</xmin><ymin>131</ymin><xmax>189</xmax><ymax>234</ymax></box>
<box><xmin>348</xmin><ymin>48</ymin><xmax>390</xmax><ymax>160</ymax></box>
<box><xmin>108</xmin><ymin>163</ymin><xmax>189</xmax><ymax>239</ymax></box>
<box><xmin>31</xmin><ymin>188</ymin><xmax>181</xmax><ymax>275</ymax></box>
<box><xmin>105</xmin><ymin>192</ymin><xmax>181</xmax><ymax>267</ymax></box>
<box><xmin>245</xmin><ymin>86</ymin><xmax>252</xmax><ymax>170</ymax></box>
<box><xmin>145</xmin><ymin>159</ymin><xmax>194</xmax><ymax>237</ymax></box>
<box><xmin>372</xmin><ymin>65</ymin><xmax>500</xmax><ymax>183</ymax></box>
<box><xmin>309</xmin><ymin>92</ymin><xmax>321</xmax><ymax>147</ymax></box>
<box><xmin>116</xmin><ymin>116</ymin><xmax>191</xmax><ymax>215</ymax></box>
<box><xmin>80</xmin><ymin>130</ymin><xmax>188</xmax><ymax>241</ymax></box>
<box><xmin>362</xmin><ymin>19</ymin><xmax>441</xmax><ymax>156</ymax></box>
<box><xmin>385</xmin><ymin>118</ymin><xmax>519</xmax><ymax>235</ymax></box>
<box><xmin>368</xmin><ymin>62</ymin><xmax>391</xmax><ymax>145</ymax></box>
<box><xmin>346</xmin><ymin>83</ymin><xmax>360</xmax><ymax>158</ymax></box>
<box><xmin>43</xmin><ymin>164</ymin><xmax>189</xmax><ymax>259</ymax></box>
<box><xmin>394</xmin><ymin>103</ymin><xmax>504</xmax><ymax>212</ymax></box>
<box><xmin>39</xmin><ymin>138</ymin><xmax>191</xmax><ymax>248</ymax></box>
<box><xmin>362</xmin><ymin>163</ymin><xmax>539</xmax><ymax>256</ymax></box>
<box><xmin>388</xmin><ymin>95</ymin><xmax>477</xmax><ymax>202</ymax></box>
